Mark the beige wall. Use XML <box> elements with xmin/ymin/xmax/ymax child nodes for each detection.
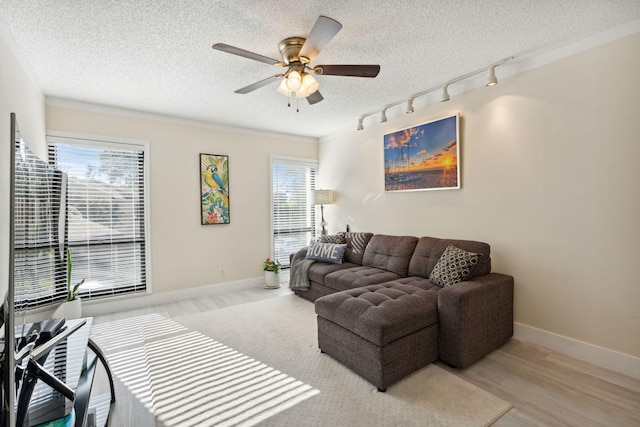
<box><xmin>318</xmin><ymin>33</ymin><xmax>640</xmax><ymax>358</ymax></box>
<box><xmin>0</xmin><ymin>32</ymin><xmax>46</xmax><ymax>299</ymax></box>
<box><xmin>46</xmin><ymin>106</ymin><xmax>318</xmax><ymax>295</ymax></box>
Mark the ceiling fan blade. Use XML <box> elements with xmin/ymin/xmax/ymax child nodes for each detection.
<box><xmin>298</xmin><ymin>16</ymin><xmax>343</xmax><ymax>62</ymax></box>
<box><xmin>213</xmin><ymin>43</ymin><xmax>281</xmax><ymax>66</ymax></box>
<box><xmin>315</xmin><ymin>64</ymin><xmax>380</xmax><ymax>78</ymax></box>
<box><xmin>306</xmin><ymin>90</ymin><xmax>324</xmax><ymax>105</ymax></box>
<box><xmin>234</xmin><ymin>75</ymin><xmax>282</xmax><ymax>94</ymax></box>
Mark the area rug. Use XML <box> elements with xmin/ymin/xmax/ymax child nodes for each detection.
<box><xmin>91</xmin><ymin>294</ymin><xmax>511</xmax><ymax>426</ymax></box>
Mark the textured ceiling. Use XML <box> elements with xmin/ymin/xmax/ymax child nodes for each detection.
<box><xmin>1</xmin><ymin>1</ymin><xmax>639</xmax><ymax>139</ymax></box>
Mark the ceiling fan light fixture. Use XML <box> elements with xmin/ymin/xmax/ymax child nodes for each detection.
<box><xmin>298</xmin><ymin>73</ymin><xmax>319</xmax><ymax>97</ymax></box>
<box><xmin>277</xmin><ymin>79</ymin><xmax>290</xmax><ymax>97</ymax></box>
<box><xmin>286</xmin><ymin>70</ymin><xmax>302</xmax><ymax>91</ymax></box>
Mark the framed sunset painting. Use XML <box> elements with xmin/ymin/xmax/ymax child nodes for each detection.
<box><xmin>384</xmin><ymin>114</ymin><xmax>460</xmax><ymax>192</ymax></box>
<box><xmin>200</xmin><ymin>153</ymin><xmax>230</xmax><ymax>224</ymax></box>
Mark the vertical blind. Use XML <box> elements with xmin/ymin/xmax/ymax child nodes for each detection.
<box><xmin>271</xmin><ymin>157</ymin><xmax>317</xmax><ymax>268</ymax></box>
<box><xmin>13</xmin><ymin>139</ymin><xmax>67</xmax><ymax>310</ymax></box>
<box><xmin>48</xmin><ymin>137</ymin><xmax>148</xmax><ymax>300</ymax></box>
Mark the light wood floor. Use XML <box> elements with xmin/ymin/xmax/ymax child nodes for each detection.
<box><xmin>94</xmin><ymin>282</ymin><xmax>640</xmax><ymax>426</ymax></box>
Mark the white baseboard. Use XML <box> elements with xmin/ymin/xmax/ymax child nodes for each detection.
<box><xmin>514</xmin><ymin>322</ymin><xmax>640</xmax><ymax>380</ymax></box>
<box><xmin>81</xmin><ymin>277</ymin><xmax>263</xmax><ymax>318</ymax></box>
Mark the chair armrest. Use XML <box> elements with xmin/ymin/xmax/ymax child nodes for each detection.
<box><xmin>437</xmin><ymin>273</ymin><xmax>514</xmax><ymax>367</ymax></box>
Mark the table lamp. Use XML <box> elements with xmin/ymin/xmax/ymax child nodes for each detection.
<box><xmin>313</xmin><ymin>189</ymin><xmax>335</xmax><ymax>236</ymax></box>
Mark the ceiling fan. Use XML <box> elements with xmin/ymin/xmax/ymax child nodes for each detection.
<box><xmin>212</xmin><ymin>15</ymin><xmax>380</xmax><ymax>108</ymax></box>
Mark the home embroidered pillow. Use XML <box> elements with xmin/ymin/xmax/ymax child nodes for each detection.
<box><xmin>429</xmin><ymin>244</ymin><xmax>482</xmax><ymax>287</ymax></box>
<box><xmin>305</xmin><ymin>242</ymin><xmax>348</xmax><ymax>264</ymax></box>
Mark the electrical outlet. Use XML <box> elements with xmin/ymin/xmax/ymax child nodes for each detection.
<box><xmin>219</xmin><ymin>268</ymin><xmax>225</xmax><ymax>277</ymax></box>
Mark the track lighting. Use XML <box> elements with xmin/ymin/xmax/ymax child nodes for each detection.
<box><xmin>486</xmin><ymin>66</ymin><xmax>497</xmax><ymax>86</ymax></box>
<box><xmin>440</xmin><ymin>85</ymin><xmax>450</xmax><ymax>102</ymax></box>
<box><xmin>356</xmin><ymin>58</ymin><xmax>511</xmax><ymax>128</ymax></box>
<box><xmin>406</xmin><ymin>98</ymin><xmax>414</xmax><ymax>114</ymax></box>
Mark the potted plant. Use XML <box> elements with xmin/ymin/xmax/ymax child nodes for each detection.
<box><xmin>53</xmin><ymin>249</ymin><xmax>85</xmax><ymax>319</ymax></box>
<box><xmin>263</xmin><ymin>258</ymin><xmax>281</xmax><ymax>289</ymax></box>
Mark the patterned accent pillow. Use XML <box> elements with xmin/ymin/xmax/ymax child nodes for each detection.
<box><xmin>305</xmin><ymin>242</ymin><xmax>348</xmax><ymax>264</ymax></box>
<box><xmin>345</xmin><ymin>232</ymin><xmax>371</xmax><ymax>254</ymax></box>
<box><xmin>318</xmin><ymin>232</ymin><xmax>346</xmax><ymax>244</ymax></box>
<box><xmin>429</xmin><ymin>245</ymin><xmax>482</xmax><ymax>287</ymax></box>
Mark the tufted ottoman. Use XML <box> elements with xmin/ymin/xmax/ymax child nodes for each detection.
<box><xmin>314</xmin><ymin>282</ymin><xmax>439</xmax><ymax>391</ymax></box>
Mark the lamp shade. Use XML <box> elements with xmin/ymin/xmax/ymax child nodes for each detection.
<box><xmin>286</xmin><ymin>71</ymin><xmax>302</xmax><ymax>91</ymax></box>
<box><xmin>298</xmin><ymin>73</ymin><xmax>319</xmax><ymax>98</ymax></box>
<box><xmin>313</xmin><ymin>189</ymin><xmax>334</xmax><ymax>205</ymax></box>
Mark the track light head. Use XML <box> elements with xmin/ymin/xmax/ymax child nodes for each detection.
<box><xmin>486</xmin><ymin>66</ymin><xmax>498</xmax><ymax>87</ymax></box>
<box><xmin>380</xmin><ymin>109</ymin><xmax>387</xmax><ymax>123</ymax></box>
<box><xmin>440</xmin><ymin>85</ymin><xmax>450</xmax><ymax>102</ymax></box>
<box><xmin>357</xmin><ymin>117</ymin><xmax>364</xmax><ymax>131</ymax></box>
<box><xmin>406</xmin><ymin>98</ymin><xmax>414</xmax><ymax>114</ymax></box>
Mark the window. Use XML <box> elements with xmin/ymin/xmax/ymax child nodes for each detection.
<box><xmin>271</xmin><ymin>157</ymin><xmax>317</xmax><ymax>268</ymax></box>
<box><xmin>48</xmin><ymin>133</ymin><xmax>149</xmax><ymax>300</ymax></box>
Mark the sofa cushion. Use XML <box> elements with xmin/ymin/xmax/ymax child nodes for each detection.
<box><xmin>429</xmin><ymin>245</ymin><xmax>482</xmax><ymax>287</ymax></box>
<box><xmin>375</xmin><ymin>276</ymin><xmax>440</xmax><ymax>291</ymax></box>
<box><xmin>305</xmin><ymin>242</ymin><xmax>348</xmax><ymax>264</ymax></box>
<box><xmin>408</xmin><ymin>236</ymin><xmax>491</xmax><ymax>279</ymax></box>
<box><xmin>308</xmin><ymin>262</ymin><xmax>358</xmax><ymax>285</ymax></box>
<box><xmin>324</xmin><ymin>266</ymin><xmax>402</xmax><ymax>292</ymax></box>
<box><xmin>343</xmin><ymin>232</ymin><xmax>373</xmax><ymax>264</ymax></box>
<box><xmin>362</xmin><ymin>235</ymin><xmax>419</xmax><ymax>277</ymax></box>
<box><xmin>315</xmin><ymin>283</ymin><xmax>439</xmax><ymax>346</ymax></box>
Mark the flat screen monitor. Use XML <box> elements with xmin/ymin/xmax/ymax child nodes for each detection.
<box><xmin>3</xmin><ymin>113</ymin><xmax>68</xmax><ymax>427</ymax></box>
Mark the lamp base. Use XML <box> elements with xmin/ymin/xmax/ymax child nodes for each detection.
<box><xmin>320</xmin><ymin>204</ymin><xmax>328</xmax><ymax>236</ymax></box>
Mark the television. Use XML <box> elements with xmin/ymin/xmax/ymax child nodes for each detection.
<box><xmin>2</xmin><ymin>113</ymin><xmax>70</xmax><ymax>427</ymax></box>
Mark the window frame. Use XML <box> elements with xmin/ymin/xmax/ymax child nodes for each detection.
<box><xmin>47</xmin><ymin>130</ymin><xmax>152</xmax><ymax>300</ymax></box>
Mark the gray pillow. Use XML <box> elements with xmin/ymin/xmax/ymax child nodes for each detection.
<box><xmin>429</xmin><ymin>244</ymin><xmax>481</xmax><ymax>287</ymax></box>
<box><xmin>305</xmin><ymin>242</ymin><xmax>348</xmax><ymax>264</ymax></box>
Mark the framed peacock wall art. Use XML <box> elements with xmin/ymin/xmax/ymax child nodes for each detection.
<box><xmin>200</xmin><ymin>153</ymin><xmax>230</xmax><ymax>224</ymax></box>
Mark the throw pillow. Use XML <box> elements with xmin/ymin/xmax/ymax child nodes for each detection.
<box><xmin>429</xmin><ymin>244</ymin><xmax>482</xmax><ymax>287</ymax></box>
<box><xmin>345</xmin><ymin>231</ymin><xmax>371</xmax><ymax>254</ymax></box>
<box><xmin>318</xmin><ymin>232</ymin><xmax>346</xmax><ymax>244</ymax></box>
<box><xmin>305</xmin><ymin>242</ymin><xmax>348</xmax><ymax>264</ymax></box>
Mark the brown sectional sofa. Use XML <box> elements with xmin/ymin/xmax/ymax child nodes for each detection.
<box><xmin>291</xmin><ymin>233</ymin><xmax>514</xmax><ymax>391</ymax></box>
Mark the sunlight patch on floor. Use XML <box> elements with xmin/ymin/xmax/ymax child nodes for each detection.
<box><xmin>91</xmin><ymin>313</ymin><xmax>319</xmax><ymax>426</ymax></box>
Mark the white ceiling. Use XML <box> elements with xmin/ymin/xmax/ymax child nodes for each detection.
<box><xmin>1</xmin><ymin>1</ymin><xmax>639</xmax><ymax>139</ymax></box>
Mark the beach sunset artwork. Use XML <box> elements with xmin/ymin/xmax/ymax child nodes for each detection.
<box><xmin>384</xmin><ymin>114</ymin><xmax>460</xmax><ymax>192</ymax></box>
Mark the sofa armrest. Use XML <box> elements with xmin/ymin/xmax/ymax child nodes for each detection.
<box><xmin>437</xmin><ymin>273</ymin><xmax>514</xmax><ymax>368</ymax></box>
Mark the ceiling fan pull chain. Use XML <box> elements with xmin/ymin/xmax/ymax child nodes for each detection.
<box><xmin>296</xmin><ymin>93</ymin><xmax>300</xmax><ymax>113</ymax></box>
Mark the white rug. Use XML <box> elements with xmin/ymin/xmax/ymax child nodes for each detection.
<box><xmin>92</xmin><ymin>294</ymin><xmax>511</xmax><ymax>426</ymax></box>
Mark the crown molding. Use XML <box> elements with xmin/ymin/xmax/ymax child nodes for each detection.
<box><xmin>45</xmin><ymin>97</ymin><xmax>319</xmax><ymax>144</ymax></box>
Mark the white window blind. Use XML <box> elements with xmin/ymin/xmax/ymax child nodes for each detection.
<box><xmin>271</xmin><ymin>157</ymin><xmax>317</xmax><ymax>268</ymax></box>
<box><xmin>13</xmin><ymin>139</ymin><xmax>67</xmax><ymax>310</ymax></box>
<box><xmin>48</xmin><ymin>136</ymin><xmax>149</xmax><ymax>300</ymax></box>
